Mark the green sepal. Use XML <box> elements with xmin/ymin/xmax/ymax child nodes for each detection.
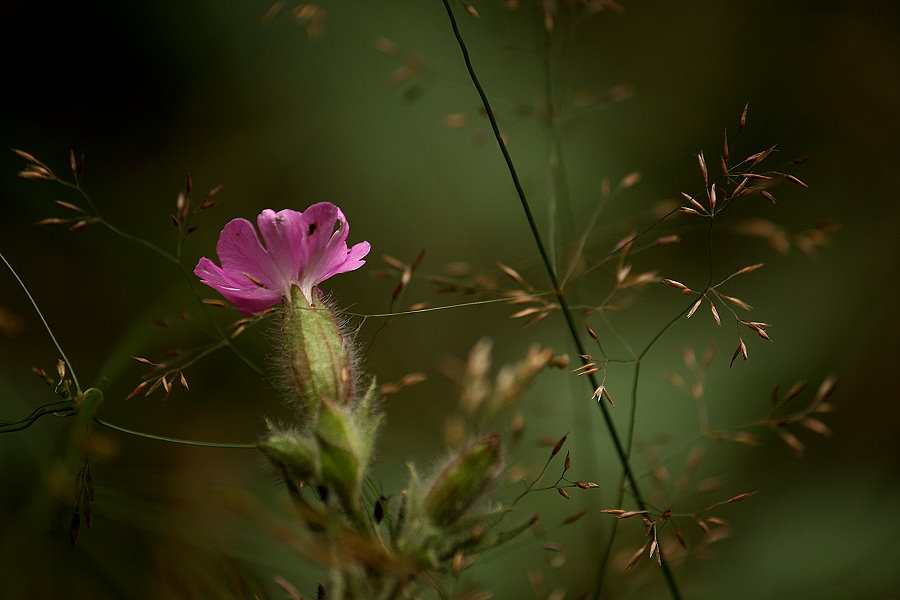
<box><xmin>258</xmin><ymin>426</ymin><xmax>320</xmax><ymax>482</ymax></box>
<box><xmin>283</xmin><ymin>287</ymin><xmax>353</xmax><ymax>419</ymax></box>
<box><xmin>424</xmin><ymin>435</ymin><xmax>503</xmax><ymax>527</ymax></box>
<box><xmin>315</xmin><ymin>399</ymin><xmax>368</xmax><ymax>515</ymax></box>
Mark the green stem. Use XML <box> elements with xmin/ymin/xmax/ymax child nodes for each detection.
<box><xmin>1</xmin><ymin>250</ymin><xmax>82</xmax><ymax>394</ymax></box>
<box><xmin>440</xmin><ymin>3</ymin><xmax>682</xmax><ymax>598</ymax></box>
<box><xmin>94</xmin><ymin>417</ymin><xmax>257</xmax><ymax>449</ymax></box>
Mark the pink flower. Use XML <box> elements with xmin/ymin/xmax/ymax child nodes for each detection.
<box><xmin>194</xmin><ymin>203</ymin><xmax>370</xmax><ymax>314</ymax></box>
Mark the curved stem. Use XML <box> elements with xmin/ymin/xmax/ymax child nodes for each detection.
<box><xmin>94</xmin><ymin>417</ymin><xmax>257</xmax><ymax>449</ymax></box>
<box><xmin>1</xmin><ymin>250</ymin><xmax>82</xmax><ymax>394</ymax></box>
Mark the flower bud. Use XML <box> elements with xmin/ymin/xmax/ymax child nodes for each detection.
<box><xmin>425</xmin><ymin>434</ymin><xmax>503</xmax><ymax>526</ymax></box>
<box><xmin>283</xmin><ymin>286</ymin><xmax>355</xmax><ymax>419</ymax></box>
<box><xmin>315</xmin><ymin>399</ymin><xmax>372</xmax><ymax>521</ymax></box>
<box><xmin>258</xmin><ymin>428</ymin><xmax>319</xmax><ymax>482</ymax></box>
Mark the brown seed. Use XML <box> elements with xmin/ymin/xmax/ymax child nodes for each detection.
<box><xmin>619</xmin><ymin>171</ymin><xmax>641</xmax><ymax>189</ymax></box>
<box><xmin>786</xmin><ymin>174</ymin><xmax>809</xmax><ymax>188</ymax></box>
<box><xmin>557</xmin><ymin>488</ymin><xmax>571</xmax><ymax>499</ymax></box>
<box><xmin>779</xmin><ymin>430</ymin><xmax>805</xmax><ymax>455</ymax></box>
<box><xmin>511</xmin><ymin>306</ymin><xmax>544</xmax><ymax>319</ymax></box>
<box><xmin>760</xmin><ymin>190</ymin><xmax>777</xmax><ymax>204</ymax></box>
<box><xmin>543</xmin><ymin>542</ymin><xmax>563</xmax><ymax>553</ymax></box>
<box><xmin>732</xmin><ymin>263</ymin><xmax>764</xmax><ymax>276</ymax></box>
<box><xmin>625</xmin><ymin>542</ymin><xmax>648</xmax><ymax>571</ymax></box>
<box><xmin>573</xmin><ymin>361</ymin><xmax>598</xmax><ymax>372</ymax></box>
<box><xmin>616</xmin><ymin>510</ymin><xmax>649</xmax><ymax>519</ymax></box>
<box><xmin>709</xmin><ymin>300</ymin><xmax>721</xmax><ymax>326</ymax></box>
<box><xmin>721</xmin><ymin>490</ymin><xmax>757</xmax><ymax>504</ymax></box>
<box><xmin>698</xmin><ymin>152</ymin><xmax>709</xmax><ymax>186</ymax></box>
<box><xmin>452</xmin><ymin>550</ymin><xmax>464</xmax><ymax>575</ymax></box>
<box><xmin>748</xmin><ymin>145</ymin><xmax>776</xmax><ymax>168</ymax></box>
<box><xmin>55</xmin><ymin>201</ymin><xmax>83</xmax><ymax>212</ymax></box>
<box><xmin>125</xmin><ymin>380</ymin><xmax>150</xmax><ymax>400</ymax></box>
<box><xmin>686</xmin><ymin>298</ymin><xmax>703</xmax><ymax>319</ymax></box>
<box><xmin>662</xmin><ymin>278</ymin><xmax>690</xmax><ymax>292</ymax></box>
<box><xmin>12</xmin><ymin>148</ymin><xmax>39</xmax><ymax>163</ymax></box>
<box><xmin>739</xmin><ymin>103</ymin><xmax>748</xmax><ymax>130</ymax></box>
<box><xmin>551</xmin><ymin>434</ymin><xmax>567</xmax><ymax>456</ymax></box>
<box><xmin>497</xmin><ymin>262</ymin><xmax>531</xmax><ymax>288</ymax></box>
<box><xmin>696</xmin><ymin>519</ymin><xmax>711</xmax><ymax>536</ymax></box>
<box><xmin>561</xmin><ymin>510</ymin><xmax>587</xmax><ymax>525</ymax></box>
<box><xmin>564</xmin><ymin>451</ymin><xmax>571</xmax><ymax>472</ymax></box>
<box><xmin>730</xmin><ymin>339</ymin><xmax>748</xmax><ymax>367</ymax></box>
<box><xmin>723</xmin><ymin>128</ymin><xmax>730</xmax><ymax>161</ymax></box>
<box><xmin>731</xmin><ymin>431</ymin><xmax>761</xmax><ymax>445</ymax></box>
<box><xmin>681</xmin><ymin>192</ymin><xmax>707</xmax><ymax>213</ymax></box>
<box><xmin>800</xmin><ymin>417</ymin><xmax>832</xmax><ymax>437</ymax></box>
<box><xmin>814</xmin><ymin>375</ymin><xmax>837</xmax><ymax>404</ymax></box>
<box><xmin>655</xmin><ymin>235</ymin><xmax>680</xmax><ymax>246</ymax></box>
<box><xmin>785</xmin><ymin>381</ymin><xmax>807</xmax><ymax>400</ymax></box>
<box><xmin>716</xmin><ymin>291</ymin><xmax>751</xmax><ymax>311</ymax></box>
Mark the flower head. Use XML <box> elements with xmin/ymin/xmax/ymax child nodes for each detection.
<box><xmin>194</xmin><ymin>202</ymin><xmax>370</xmax><ymax>314</ymax></box>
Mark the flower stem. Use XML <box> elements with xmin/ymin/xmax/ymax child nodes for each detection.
<box><xmin>93</xmin><ymin>417</ymin><xmax>257</xmax><ymax>449</ymax></box>
<box><xmin>439</xmin><ymin>3</ymin><xmax>682</xmax><ymax>598</ymax></box>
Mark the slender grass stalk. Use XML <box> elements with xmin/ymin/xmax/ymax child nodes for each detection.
<box><xmin>439</xmin><ymin>2</ymin><xmax>683</xmax><ymax>598</ymax></box>
<box><xmin>1</xmin><ymin>250</ymin><xmax>82</xmax><ymax>394</ymax></box>
<box><xmin>93</xmin><ymin>417</ymin><xmax>257</xmax><ymax>449</ymax></box>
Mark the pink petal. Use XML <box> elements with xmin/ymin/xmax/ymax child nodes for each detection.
<box><xmin>292</xmin><ymin>202</ymin><xmax>370</xmax><ymax>302</ymax></box>
<box><xmin>256</xmin><ymin>209</ymin><xmax>306</xmax><ymax>292</ymax></box>
<box><xmin>326</xmin><ymin>240</ymin><xmax>371</xmax><ymax>279</ymax></box>
<box><xmin>194</xmin><ymin>257</ymin><xmax>282</xmax><ymax>315</ymax></box>
<box><xmin>216</xmin><ymin>218</ymin><xmax>287</xmax><ymax>293</ymax></box>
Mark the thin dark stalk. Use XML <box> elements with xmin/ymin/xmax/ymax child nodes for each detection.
<box><xmin>439</xmin><ymin>3</ymin><xmax>682</xmax><ymax>598</ymax></box>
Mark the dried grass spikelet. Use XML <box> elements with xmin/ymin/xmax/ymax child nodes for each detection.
<box><xmin>460</xmin><ymin>338</ymin><xmax>493</xmax><ymax>413</ymax></box>
<box><xmin>734</xmin><ymin>218</ymin><xmax>790</xmax><ymax>253</ymax></box>
<box><xmin>292</xmin><ymin>2</ymin><xmax>326</xmax><ymax>38</ymax></box>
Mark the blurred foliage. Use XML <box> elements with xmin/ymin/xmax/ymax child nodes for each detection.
<box><xmin>1</xmin><ymin>1</ymin><xmax>897</xmax><ymax>598</ymax></box>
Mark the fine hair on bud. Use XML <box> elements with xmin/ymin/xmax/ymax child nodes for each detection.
<box><xmin>272</xmin><ymin>287</ymin><xmax>367</xmax><ymax>429</ymax></box>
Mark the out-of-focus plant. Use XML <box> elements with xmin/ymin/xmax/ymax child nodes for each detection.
<box><xmin>1</xmin><ymin>2</ymin><xmax>842</xmax><ymax>599</ymax></box>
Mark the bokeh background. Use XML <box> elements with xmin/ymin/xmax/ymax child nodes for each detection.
<box><xmin>1</xmin><ymin>1</ymin><xmax>897</xmax><ymax>598</ymax></box>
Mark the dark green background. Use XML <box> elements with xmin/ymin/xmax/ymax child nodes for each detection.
<box><xmin>1</xmin><ymin>1</ymin><xmax>897</xmax><ymax>598</ymax></box>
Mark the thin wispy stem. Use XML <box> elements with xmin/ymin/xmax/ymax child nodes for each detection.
<box><xmin>1</xmin><ymin>250</ymin><xmax>82</xmax><ymax>394</ymax></box>
<box><xmin>94</xmin><ymin>417</ymin><xmax>257</xmax><ymax>449</ymax></box>
<box><xmin>439</xmin><ymin>3</ymin><xmax>682</xmax><ymax>598</ymax></box>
